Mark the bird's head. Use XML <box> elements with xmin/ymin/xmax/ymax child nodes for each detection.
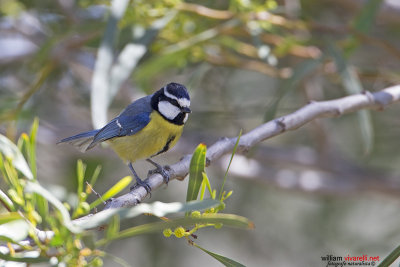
<box><xmin>151</xmin><ymin>82</ymin><xmax>191</xmax><ymax>125</ymax></box>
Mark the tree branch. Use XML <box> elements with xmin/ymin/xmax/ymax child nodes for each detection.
<box><xmin>104</xmin><ymin>84</ymin><xmax>400</xmax><ymax>209</ymax></box>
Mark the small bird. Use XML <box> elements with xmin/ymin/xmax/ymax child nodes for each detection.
<box><xmin>59</xmin><ymin>82</ymin><xmax>191</xmax><ymax>193</ymax></box>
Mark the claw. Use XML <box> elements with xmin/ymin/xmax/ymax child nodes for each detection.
<box><xmin>146</xmin><ymin>159</ymin><xmax>171</xmax><ymax>185</ymax></box>
<box><xmin>129</xmin><ymin>179</ymin><xmax>152</xmax><ymax>196</ymax></box>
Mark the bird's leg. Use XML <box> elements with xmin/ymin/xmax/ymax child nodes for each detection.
<box><xmin>146</xmin><ymin>158</ymin><xmax>171</xmax><ymax>185</ymax></box>
<box><xmin>128</xmin><ymin>162</ymin><xmax>151</xmax><ymax>194</ymax></box>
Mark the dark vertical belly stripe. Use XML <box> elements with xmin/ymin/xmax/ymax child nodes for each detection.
<box><xmin>151</xmin><ymin>135</ymin><xmax>176</xmax><ymax>157</ymax></box>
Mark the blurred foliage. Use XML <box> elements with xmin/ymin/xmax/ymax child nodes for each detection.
<box><xmin>0</xmin><ymin>121</ymin><xmax>251</xmax><ymax>265</ymax></box>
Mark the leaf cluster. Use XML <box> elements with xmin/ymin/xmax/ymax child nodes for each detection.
<box><xmin>0</xmin><ymin>121</ymin><xmax>252</xmax><ymax>266</ymax></box>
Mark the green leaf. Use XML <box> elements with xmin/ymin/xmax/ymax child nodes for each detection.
<box><xmin>219</xmin><ymin>130</ymin><xmax>242</xmax><ymax>200</ymax></box>
<box><xmin>0</xmin><ymin>252</ymin><xmax>49</xmax><ymax>263</ymax></box>
<box><xmin>353</xmin><ymin>0</ymin><xmax>383</xmax><ymax>34</ymax></box>
<box><xmin>0</xmin><ymin>188</ymin><xmax>15</xmax><ymax>211</ymax></box>
<box><xmin>89</xmin><ymin>165</ymin><xmax>102</xmax><ymax>187</ymax></box>
<box><xmin>106</xmin><ymin>214</ymin><xmax>120</xmax><ymax>240</ymax></box>
<box><xmin>97</xmin><ymin>212</ymin><xmax>254</xmax><ymax>246</ymax></box>
<box><xmin>379</xmin><ymin>244</ymin><xmax>400</xmax><ymax>267</ymax></box>
<box><xmin>35</xmin><ymin>193</ymin><xmax>49</xmax><ymax>221</ymax></box>
<box><xmin>186</xmin><ymin>144</ymin><xmax>207</xmax><ymax>202</ymax></box>
<box><xmin>0</xmin><ymin>134</ymin><xmax>33</xmax><ymax>180</ymax></box>
<box><xmin>76</xmin><ymin>160</ymin><xmax>86</xmax><ymax>197</ymax></box>
<box><xmin>89</xmin><ymin>175</ymin><xmax>132</xmax><ymax>210</ymax></box>
<box><xmin>194</xmin><ymin>243</ymin><xmax>246</xmax><ymax>267</ymax></box>
<box><xmin>76</xmin><ymin>199</ymin><xmax>220</xmax><ymax>230</ymax></box>
<box><xmin>199</xmin><ymin>172</ymin><xmax>213</xmax><ymax>200</ymax></box>
<box><xmin>0</xmin><ymin>212</ymin><xmax>22</xmax><ymax>224</ymax></box>
<box><xmin>28</xmin><ymin>118</ymin><xmax>39</xmax><ymax>178</ymax></box>
<box><xmin>345</xmin><ymin>0</ymin><xmax>383</xmax><ymax>54</ymax></box>
<box><xmin>25</xmin><ymin>182</ymin><xmax>81</xmax><ymax>233</ymax></box>
<box><xmin>0</xmin><ymin>219</ymin><xmax>29</xmax><ymax>241</ymax></box>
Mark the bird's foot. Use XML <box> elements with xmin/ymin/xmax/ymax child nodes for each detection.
<box><xmin>129</xmin><ymin>178</ymin><xmax>152</xmax><ymax>195</ymax></box>
<box><xmin>146</xmin><ymin>159</ymin><xmax>171</xmax><ymax>185</ymax></box>
<box><xmin>128</xmin><ymin>162</ymin><xmax>151</xmax><ymax>195</ymax></box>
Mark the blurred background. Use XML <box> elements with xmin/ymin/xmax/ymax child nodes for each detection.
<box><xmin>1</xmin><ymin>0</ymin><xmax>400</xmax><ymax>266</ymax></box>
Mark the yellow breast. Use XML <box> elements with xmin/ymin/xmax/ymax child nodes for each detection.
<box><xmin>107</xmin><ymin>111</ymin><xmax>184</xmax><ymax>163</ymax></box>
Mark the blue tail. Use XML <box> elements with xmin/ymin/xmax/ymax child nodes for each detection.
<box><xmin>58</xmin><ymin>129</ymin><xmax>99</xmax><ymax>152</ymax></box>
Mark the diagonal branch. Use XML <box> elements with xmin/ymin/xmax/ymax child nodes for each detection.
<box><xmin>104</xmin><ymin>84</ymin><xmax>400</xmax><ymax>209</ymax></box>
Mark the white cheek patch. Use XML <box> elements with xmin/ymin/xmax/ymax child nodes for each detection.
<box><xmin>158</xmin><ymin>101</ymin><xmax>181</xmax><ymax>120</ymax></box>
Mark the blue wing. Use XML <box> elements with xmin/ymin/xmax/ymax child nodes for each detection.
<box><xmin>87</xmin><ymin>112</ymin><xmax>151</xmax><ymax>150</ymax></box>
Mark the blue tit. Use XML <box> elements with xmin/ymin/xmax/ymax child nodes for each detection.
<box><xmin>59</xmin><ymin>82</ymin><xmax>191</xmax><ymax>193</ymax></box>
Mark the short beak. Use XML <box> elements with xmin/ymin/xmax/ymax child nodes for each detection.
<box><xmin>182</xmin><ymin>107</ymin><xmax>192</xmax><ymax>113</ymax></box>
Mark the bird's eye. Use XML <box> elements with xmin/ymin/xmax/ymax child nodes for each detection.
<box><xmin>169</xmin><ymin>99</ymin><xmax>179</xmax><ymax>107</ymax></box>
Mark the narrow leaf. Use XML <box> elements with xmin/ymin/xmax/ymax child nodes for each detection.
<box><xmin>0</xmin><ymin>188</ymin><xmax>15</xmax><ymax>211</ymax></box>
<box><xmin>194</xmin><ymin>243</ymin><xmax>246</xmax><ymax>267</ymax></box>
<box><xmin>77</xmin><ymin>199</ymin><xmax>220</xmax><ymax>230</ymax></box>
<box><xmin>0</xmin><ymin>252</ymin><xmax>49</xmax><ymax>263</ymax></box>
<box><xmin>0</xmin><ymin>212</ymin><xmax>22</xmax><ymax>224</ymax></box>
<box><xmin>0</xmin><ymin>219</ymin><xmax>29</xmax><ymax>241</ymax></box>
<box><xmin>219</xmin><ymin>130</ymin><xmax>242</xmax><ymax>200</ymax></box>
<box><xmin>97</xmin><ymin>213</ymin><xmax>254</xmax><ymax>245</ymax></box>
<box><xmin>35</xmin><ymin>193</ymin><xmax>49</xmax><ymax>221</ymax></box>
<box><xmin>28</xmin><ymin>118</ymin><xmax>39</xmax><ymax>178</ymax></box>
<box><xmin>201</xmin><ymin>172</ymin><xmax>213</xmax><ymax>200</ymax></box>
<box><xmin>25</xmin><ymin>182</ymin><xmax>81</xmax><ymax>233</ymax></box>
<box><xmin>186</xmin><ymin>144</ymin><xmax>207</xmax><ymax>202</ymax></box>
<box><xmin>106</xmin><ymin>214</ymin><xmax>120</xmax><ymax>240</ymax></box>
<box><xmin>379</xmin><ymin>244</ymin><xmax>400</xmax><ymax>267</ymax></box>
<box><xmin>89</xmin><ymin>176</ymin><xmax>132</xmax><ymax>209</ymax></box>
<box><xmin>89</xmin><ymin>165</ymin><xmax>102</xmax><ymax>187</ymax></box>
<box><xmin>0</xmin><ymin>134</ymin><xmax>33</xmax><ymax>180</ymax></box>
<box><xmin>76</xmin><ymin>160</ymin><xmax>86</xmax><ymax>197</ymax></box>
<box><xmin>353</xmin><ymin>0</ymin><xmax>383</xmax><ymax>34</ymax></box>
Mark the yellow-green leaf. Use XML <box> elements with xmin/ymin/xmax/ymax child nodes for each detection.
<box><xmin>77</xmin><ymin>199</ymin><xmax>220</xmax><ymax>230</ymax></box>
<box><xmin>0</xmin><ymin>134</ymin><xmax>33</xmax><ymax>180</ymax></box>
<box><xmin>0</xmin><ymin>212</ymin><xmax>22</xmax><ymax>224</ymax></box>
<box><xmin>89</xmin><ymin>176</ymin><xmax>132</xmax><ymax>210</ymax></box>
<box><xmin>97</xmin><ymin>212</ymin><xmax>254</xmax><ymax>246</ymax></box>
<box><xmin>186</xmin><ymin>144</ymin><xmax>207</xmax><ymax>202</ymax></box>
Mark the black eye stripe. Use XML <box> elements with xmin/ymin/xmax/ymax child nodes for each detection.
<box><xmin>160</xmin><ymin>95</ymin><xmax>181</xmax><ymax>108</ymax></box>
<box><xmin>169</xmin><ymin>99</ymin><xmax>179</xmax><ymax>107</ymax></box>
